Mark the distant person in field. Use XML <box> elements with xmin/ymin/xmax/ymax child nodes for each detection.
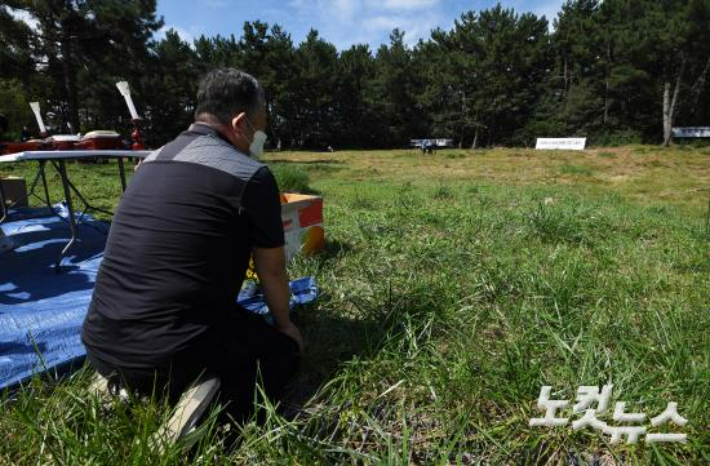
<box><xmin>420</xmin><ymin>139</ymin><xmax>434</xmax><ymax>154</ymax></box>
<box><xmin>20</xmin><ymin>125</ymin><xmax>31</xmax><ymax>142</ymax></box>
<box><xmin>0</xmin><ymin>114</ymin><xmax>8</xmax><ymax>140</ymax></box>
<box><xmin>82</xmin><ymin>68</ymin><xmax>303</xmax><ymax>422</ymax></box>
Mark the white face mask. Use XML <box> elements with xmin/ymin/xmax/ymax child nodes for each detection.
<box><xmin>245</xmin><ymin>116</ymin><xmax>267</xmax><ymax>159</ymax></box>
<box><xmin>250</xmin><ymin>130</ymin><xmax>268</xmax><ymax>160</ymax></box>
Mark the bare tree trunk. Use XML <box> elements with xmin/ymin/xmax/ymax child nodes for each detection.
<box><xmin>460</xmin><ymin>90</ymin><xmax>466</xmax><ymax>149</ymax></box>
<box><xmin>563</xmin><ymin>57</ymin><xmax>569</xmax><ymax>98</ymax></box>
<box><xmin>603</xmin><ymin>42</ymin><xmax>611</xmax><ymax>126</ymax></box>
<box><xmin>604</xmin><ymin>78</ymin><xmax>610</xmax><ymax>126</ymax></box>
<box><xmin>689</xmin><ymin>56</ymin><xmax>710</xmax><ymax>114</ymax></box>
<box><xmin>471</xmin><ymin>127</ymin><xmax>479</xmax><ymax>149</ymax></box>
<box><xmin>663</xmin><ymin>81</ymin><xmax>671</xmax><ymax>146</ymax></box>
<box><xmin>662</xmin><ymin>59</ymin><xmax>686</xmax><ymax>147</ymax></box>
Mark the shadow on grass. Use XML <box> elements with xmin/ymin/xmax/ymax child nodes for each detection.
<box><xmin>318</xmin><ymin>239</ymin><xmax>353</xmax><ymax>259</ymax></box>
<box><xmin>284</xmin><ymin>186</ymin><xmax>322</xmax><ymax>196</ymax></box>
<box><xmin>284</xmin><ymin>306</ymin><xmax>391</xmax><ymax>419</ymax></box>
<box><xmin>281</xmin><ymin>238</ymin><xmax>387</xmax><ymax>417</ymax></box>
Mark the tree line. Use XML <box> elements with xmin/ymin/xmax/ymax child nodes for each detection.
<box><xmin>1</xmin><ymin>0</ymin><xmax>709</xmax><ymax>149</ymax></box>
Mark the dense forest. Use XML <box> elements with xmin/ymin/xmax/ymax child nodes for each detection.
<box><xmin>1</xmin><ymin>0</ymin><xmax>709</xmax><ymax>149</ymax></box>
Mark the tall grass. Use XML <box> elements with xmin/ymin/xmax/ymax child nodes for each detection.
<box><xmin>1</xmin><ymin>150</ymin><xmax>708</xmax><ymax>464</ymax></box>
<box><xmin>271</xmin><ymin>164</ymin><xmax>312</xmax><ymax>193</ymax></box>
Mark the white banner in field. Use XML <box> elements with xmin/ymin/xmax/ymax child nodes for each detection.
<box><xmin>672</xmin><ymin>127</ymin><xmax>710</xmax><ymax>138</ymax></box>
<box><xmin>410</xmin><ymin>139</ymin><xmax>454</xmax><ymax>147</ymax></box>
<box><xmin>536</xmin><ymin>138</ymin><xmax>587</xmax><ymax>150</ymax></box>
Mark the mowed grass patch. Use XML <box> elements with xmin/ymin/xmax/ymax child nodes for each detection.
<box><xmin>559</xmin><ymin>163</ymin><xmax>595</xmax><ymax>177</ymax></box>
<box><xmin>268</xmin><ymin>145</ymin><xmax>710</xmax><ymax>212</ymax></box>
<box><xmin>0</xmin><ymin>147</ymin><xmax>708</xmax><ymax>464</ymax></box>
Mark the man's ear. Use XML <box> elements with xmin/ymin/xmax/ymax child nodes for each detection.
<box><xmin>231</xmin><ymin>112</ymin><xmax>248</xmax><ymax>135</ymax></box>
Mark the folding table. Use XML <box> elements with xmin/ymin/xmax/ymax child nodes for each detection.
<box><xmin>0</xmin><ymin>150</ymin><xmax>150</xmax><ymax>269</ymax></box>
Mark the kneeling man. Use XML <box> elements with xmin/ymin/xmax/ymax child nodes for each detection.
<box><xmin>82</xmin><ymin>69</ymin><xmax>303</xmax><ymax>421</ymax></box>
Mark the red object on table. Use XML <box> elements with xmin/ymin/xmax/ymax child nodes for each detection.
<box><xmin>74</xmin><ymin>131</ymin><xmax>123</xmax><ymax>150</ymax></box>
<box><xmin>1</xmin><ymin>124</ymin><xmax>145</xmax><ymax>155</ymax></box>
<box><xmin>0</xmin><ymin>140</ymin><xmax>49</xmax><ymax>155</ymax></box>
<box><xmin>131</xmin><ymin>118</ymin><xmax>145</xmax><ymax>150</ymax></box>
<box><xmin>49</xmin><ymin>135</ymin><xmax>81</xmax><ymax>151</ymax></box>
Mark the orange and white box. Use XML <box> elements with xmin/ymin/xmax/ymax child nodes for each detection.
<box><xmin>280</xmin><ymin>193</ymin><xmax>325</xmax><ymax>261</ymax></box>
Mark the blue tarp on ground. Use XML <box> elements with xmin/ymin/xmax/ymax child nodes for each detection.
<box><xmin>0</xmin><ymin>205</ymin><xmax>318</xmax><ymax>390</ymax></box>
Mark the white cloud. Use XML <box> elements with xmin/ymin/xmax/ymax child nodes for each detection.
<box><xmin>363</xmin><ymin>16</ymin><xmax>400</xmax><ymax>32</ymax></box>
<box><xmin>287</xmin><ymin>0</ymin><xmax>444</xmax><ymax>49</ymax></box>
<box><xmin>156</xmin><ymin>25</ymin><xmax>201</xmax><ymax>44</ymax></box>
<box><xmin>508</xmin><ymin>0</ymin><xmax>565</xmax><ymax>26</ymax></box>
<box><xmin>331</xmin><ymin>0</ymin><xmax>359</xmax><ymax>19</ymax></box>
<box><xmin>531</xmin><ymin>0</ymin><xmax>565</xmax><ymax>23</ymax></box>
<box><xmin>277</xmin><ymin>0</ymin><xmax>564</xmax><ymax>50</ymax></box>
<box><xmin>381</xmin><ymin>0</ymin><xmax>440</xmax><ymax>11</ymax></box>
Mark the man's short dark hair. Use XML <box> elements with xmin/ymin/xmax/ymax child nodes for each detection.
<box><xmin>194</xmin><ymin>68</ymin><xmax>265</xmax><ymax>125</ymax></box>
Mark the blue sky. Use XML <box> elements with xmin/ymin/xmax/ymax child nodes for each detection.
<box><xmin>157</xmin><ymin>0</ymin><xmax>565</xmax><ymax>50</ymax></box>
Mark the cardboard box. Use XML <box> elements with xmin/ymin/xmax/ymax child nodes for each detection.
<box><xmin>246</xmin><ymin>193</ymin><xmax>324</xmax><ymax>281</ymax></box>
<box><xmin>281</xmin><ymin>193</ymin><xmax>325</xmax><ymax>261</ymax></box>
<box><xmin>1</xmin><ymin>176</ymin><xmax>28</xmax><ymax>208</ymax></box>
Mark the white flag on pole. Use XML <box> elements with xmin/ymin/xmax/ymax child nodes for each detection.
<box><xmin>116</xmin><ymin>81</ymin><xmax>140</xmax><ymax>120</ymax></box>
<box><xmin>29</xmin><ymin>102</ymin><xmax>47</xmax><ymax>135</ymax></box>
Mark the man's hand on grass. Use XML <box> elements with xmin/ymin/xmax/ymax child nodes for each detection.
<box><xmin>276</xmin><ymin>320</ymin><xmax>304</xmax><ymax>354</ymax></box>
<box><xmin>253</xmin><ymin>246</ymin><xmax>303</xmax><ymax>353</ymax></box>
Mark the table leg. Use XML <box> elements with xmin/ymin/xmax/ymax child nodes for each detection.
<box><xmin>0</xmin><ymin>173</ymin><xmax>8</xmax><ymax>223</ymax></box>
<box><xmin>56</xmin><ymin>159</ymin><xmax>78</xmax><ymax>271</ymax></box>
<box><xmin>117</xmin><ymin>157</ymin><xmax>127</xmax><ymax>192</ymax></box>
<box><xmin>39</xmin><ymin>160</ymin><xmax>52</xmax><ymax>211</ymax></box>
<box><xmin>64</xmin><ymin>175</ymin><xmax>114</xmax><ymax>218</ymax></box>
<box><xmin>0</xmin><ymin>177</ymin><xmax>6</xmax><ymax>224</ymax></box>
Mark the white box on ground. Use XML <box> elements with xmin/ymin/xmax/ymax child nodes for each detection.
<box><xmin>535</xmin><ymin>138</ymin><xmax>587</xmax><ymax>150</ymax></box>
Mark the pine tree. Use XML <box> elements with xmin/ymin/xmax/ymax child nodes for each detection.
<box><xmin>336</xmin><ymin>44</ymin><xmax>377</xmax><ymax>147</ymax></box>
<box><xmin>367</xmin><ymin>29</ymin><xmax>423</xmax><ymax>147</ymax></box>
<box><xmin>292</xmin><ymin>30</ymin><xmax>339</xmax><ymax>148</ymax></box>
<box><xmin>141</xmin><ymin>30</ymin><xmax>198</xmax><ymax>145</ymax></box>
<box><xmin>8</xmin><ymin>0</ymin><xmax>162</xmax><ymax>132</ymax></box>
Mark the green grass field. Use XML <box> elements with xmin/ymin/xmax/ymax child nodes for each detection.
<box><xmin>1</xmin><ymin>146</ymin><xmax>709</xmax><ymax>465</ymax></box>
